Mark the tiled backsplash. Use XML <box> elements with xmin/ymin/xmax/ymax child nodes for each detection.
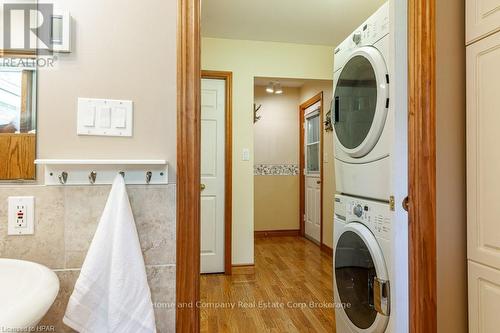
<box><xmin>254</xmin><ymin>164</ymin><xmax>299</xmax><ymax>176</ymax></box>
<box><xmin>0</xmin><ymin>185</ymin><xmax>176</xmax><ymax>332</ymax></box>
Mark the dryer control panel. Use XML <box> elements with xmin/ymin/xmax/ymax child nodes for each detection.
<box><xmin>336</xmin><ymin>194</ymin><xmax>392</xmax><ymax>241</ymax></box>
<box><xmin>333</xmin><ymin>2</ymin><xmax>390</xmax><ymax>73</ymax></box>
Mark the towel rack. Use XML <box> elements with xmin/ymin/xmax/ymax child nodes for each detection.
<box><xmin>34</xmin><ymin>159</ymin><xmax>168</xmax><ymax>185</ymax></box>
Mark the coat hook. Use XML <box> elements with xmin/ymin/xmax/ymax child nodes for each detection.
<box><xmin>58</xmin><ymin>171</ymin><xmax>68</xmax><ymax>185</ymax></box>
<box><xmin>88</xmin><ymin>171</ymin><xmax>97</xmax><ymax>184</ymax></box>
<box><xmin>146</xmin><ymin>171</ymin><xmax>152</xmax><ymax>184</ymax></box>
<box><xmin>119</xmin><ymin>171</ymin><xmax>125</xmax><ymax>178</ymax></box>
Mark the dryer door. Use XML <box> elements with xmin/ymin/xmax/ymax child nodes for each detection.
<box><xmin>333</xmin><ymin>46</ymin><xmax>389</xmax><ymax>158</ymax></box>
<box><xmin>334</xmin><ymin>222</ymin><xmax>390</xmax><ymax>332</ymax></box>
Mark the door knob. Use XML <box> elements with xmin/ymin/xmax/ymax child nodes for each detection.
<box><xmin>316</xmin><ymin>180</ymin><xmax>321</xmax><ymax>184</ymax></box>
<box><xmin>200</xmin><ymin>183</ymin><xmax>206</xmax><ymax>191</ymax></box>
<box><xmin>402</xmin><ymin>196</ymin><xmax>409</xmax><ymax>211</ymax></box>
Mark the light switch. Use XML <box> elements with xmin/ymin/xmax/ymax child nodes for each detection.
<box><xmin>77</xmin><ymin>98</ymin><xmax>133</xmax><ymax>137</ymax></box>
<box><xmin>83</xmin><ymin>106</ymin><xmax>96</xmax><ymax>127</ymax></box>
<box><xmin>242</xmin><ymin>148</ymin><xmax>250</xmax><ymax>161</ymax></box>
<box><xmin>8</xmin><ymin>196</ymin><xmax>35</xmax><ymax>235</ymax></box>
<box><xmin>112</xmin><ymin>107</ymin><xmax>127</xmax><ymax>128</ymax></box>
<box><xmin>99</xmin><ymin>107</ymin><xmax>112</xmax><ymax>128</ymax></box>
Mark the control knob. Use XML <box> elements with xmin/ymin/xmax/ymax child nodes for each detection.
<box><xmin>353</xmin><ymin>204</ymin><xmax>363</xmax><ymax>218</ymax></box>
<box><xmin>352</xmin><ymin>32</ymin><xmax>362</xmax><ymax>44</ymax></box>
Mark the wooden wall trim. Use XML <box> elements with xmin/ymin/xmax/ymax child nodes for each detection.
<box><xmin>298</xmin><ymin>92</ymin><xmax>323</xmax><ymax>241</ymax></box>
<box><xmin>201</xmin><ymin>70</ymin><xmax>233</xmax><ymax>275</ymax></box>
<box><xmin>320</xmin><ymin>243</ymin><xmax>333</xmax><ymax>257</ymax></box>
<box><xmin>408</xmin><ymin>0</ymin><xmax>437</xmax><ymax>331</ymax></box>
<box><xmin>176</xmin><ymin>0</ymin><xmax>201</xmax><ymax>331</ymax></box>
<box><xmin>254</xmin><ymin>229</ymin><xmax>301</xmax><ymax>238</ymax></box>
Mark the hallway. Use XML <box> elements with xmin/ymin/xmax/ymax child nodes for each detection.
<box><xmin>200</xmin><ymin>237</ymin><xmax>336</xmax><ymax>332</ymax></box>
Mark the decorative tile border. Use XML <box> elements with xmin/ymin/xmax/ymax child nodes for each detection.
<box><xmin>254</xmin><ymin>164</ymin><xmax>299</xmax><ymax>176</ymax></box>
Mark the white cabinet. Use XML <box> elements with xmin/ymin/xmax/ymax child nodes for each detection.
<box><xmin>468</xmin><ymin>261</ymin><xmax>500</xmax><ymax>333</ymax></box>
<box><xmin>466</xmin><ymin>0</ymin><xmax>500</xmax><ymax>44</ymax></box>
<box><xmin>467</xmin><ymin>31</ymin><xmax>500</xmax><ymax>269</ymax></box>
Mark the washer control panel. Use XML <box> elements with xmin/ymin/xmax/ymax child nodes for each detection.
<box><xmin>337</xmin><ymin>194</ymin><xmax>392</xmax><ymax>240</ymax></box>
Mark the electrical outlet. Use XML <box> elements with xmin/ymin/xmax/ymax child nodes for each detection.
<box><xmin>8</xmin><ymin>196</ymin><xmax>35</xmax><ymax>235</ymax></box>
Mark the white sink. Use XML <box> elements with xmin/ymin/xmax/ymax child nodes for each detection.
<box><xmin>0</xmin><ymin>259</ymin><xmax>60</xmax><ymax>329</ymax></box>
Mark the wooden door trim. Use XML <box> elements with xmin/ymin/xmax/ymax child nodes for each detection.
<box><xmin>408</xmin><ymin>0</ymin><xmax>437</xmax><ymax>331</ymax></box>
<box><xmin>201</xmin><ymin>70</ymin><xmax>233</xmax><ymax>275</ymax></box>
<box><xmin>298</xmin><ymin>92</ymin><xmax>324</xmax><ymax>244</ymax></box>
<box><xmin>176</xmin><ymin>0</ymin><xmax>201</xmax><ymax>331</ymax></box>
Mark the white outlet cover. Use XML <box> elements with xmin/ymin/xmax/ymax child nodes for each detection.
<box><xmin>8</xmin><ymin>196</ymin><xmax>35</xmax><ymax>236</ymax></box>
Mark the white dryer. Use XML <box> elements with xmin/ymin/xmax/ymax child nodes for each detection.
<box><xmin>333</xmin><ymin>2</ymin><xmax>392</xmax><ymax>201</ymax></box>
<box><xmin>333</xmin><ymin>194</ymin><xmax>393</xmax><ymax>333</ymax></box>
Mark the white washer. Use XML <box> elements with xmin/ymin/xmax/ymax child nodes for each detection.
<box><xmin>333</xmin><ymin>194</ymin><xmax>393</xmax><ymax>333</ymax></box>
<box><xmin>333</xmin><ymin>2</ymin><xmax>392</xmax><ymax>201</ymax></box>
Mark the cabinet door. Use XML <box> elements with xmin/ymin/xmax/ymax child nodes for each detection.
<box><xmin>467</xmin><ymin>0</ymin><xmax>500</xmax><ymax>44</ymax></box>
<box><xmin>467</xmin><ymin>31</ymin><xmax>500</xmax><ymax>269</ymax></box>
<box><xmin>468</xmin><ymin>261</ymin><xmax>500</xmax><ymax>332</ymax></box>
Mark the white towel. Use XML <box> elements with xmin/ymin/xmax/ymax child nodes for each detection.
<box><xmin>63</xmin><ymin>175</ymin><xmax>156</xmax><ymax>333</ymax></box>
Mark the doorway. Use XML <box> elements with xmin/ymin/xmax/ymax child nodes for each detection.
<box><xmin>200</xmin><ymin>70</ymin><xmax>233</xmax><ymax>275</ymax></box>
<box><xmin>176</xmin><ymin>1</ymin><xmax>437</xmax><ymax>332</ymax></box>
<box><xmin>300</xmin><ymin>93</ymin><xmax>324</xmax><ymax>245</ymax></box>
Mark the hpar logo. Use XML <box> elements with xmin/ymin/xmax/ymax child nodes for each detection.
<box><xmin>2</xmin><ymin>2</ymin><xmax>58</xmax><ymax>67</ymax></box>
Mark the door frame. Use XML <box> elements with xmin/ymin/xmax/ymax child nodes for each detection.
<box><xmin>408</xmin><ymin>0</ymin><xmax>436</xmax><ymax>331</ymax></box>
<box><xmin>201</xmin><ymin>70</ymin><xmax>233</xmax><ymax>276</ymax></box>
<box><xmin>176</xmin><ymin>0</ymin><xmax>437</xmax><ymax>332</ymax></box>
<box><xmin>299</xmin><ymin>92</ymin><xmax>324</xmax><ymax>246</ymax></box>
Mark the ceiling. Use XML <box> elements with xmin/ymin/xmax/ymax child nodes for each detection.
<box><xmin>201</xmin><ymin>0</ymin><xmax>387</xmax><ymax>46</ymax></box>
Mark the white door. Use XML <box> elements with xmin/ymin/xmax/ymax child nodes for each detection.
<box><xmin>304</xmin><ymin>103</ymin><xmax>321</xmax><ymax>243</ymax></box>
<box><xmin>466</xmin><ymin>0</ymin><xmax>500</xmax><ymax>44</ymax></box>
<box><xmin>201</xmin><ymin>78</ymin><xmax>225</xmax><ymax>274</ymax></box>
<box><xmin>467</xmin><ymin>31</ymin><xmax>500</xmax><ymax>269</ymax></box>
<box><xmin>468</xmin><ymin>261</ymin><xmax>500</xmax><ymax>333</ymax></box>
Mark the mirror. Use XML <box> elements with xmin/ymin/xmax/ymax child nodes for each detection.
<box><xmin>0</xmin><ymin>58</ymin><xmax>37</xmax><ymax>180</ymax></box>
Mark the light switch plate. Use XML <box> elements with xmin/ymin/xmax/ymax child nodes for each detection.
<box><xmin>8</xmin><ymin>196</ymin><xmax>35</xmax><ymax>235</ymax></box>
<box><xmin>242</xmin><ymin>148</ymin><xmax>250</xmax><ymax>161</ymax></box>
<box><xmin>77</xmin><ymin>98</ymin><xmax>133</xmax><ymax>137</ymax></box>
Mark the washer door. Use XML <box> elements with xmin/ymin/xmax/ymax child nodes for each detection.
<box><xmin>333</xmin><ymin>46</ymin><xmax>389</xmax><ymax>158</ymax></box>
<box><xmin>335</xmin><ymin>223</ymin><xmax>390</xmax><ymax>332</ymax></box>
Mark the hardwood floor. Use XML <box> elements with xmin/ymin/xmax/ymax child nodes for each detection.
<box><xmin>200</xmin><ymin>236</ymin><xmax>336</xmax><ymax>332</ymax></box>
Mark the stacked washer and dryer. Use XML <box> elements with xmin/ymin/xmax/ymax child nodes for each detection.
<box><xmin>332</xmin><ymin>3</ymin><xmax>403</xmax><ymax>333</ymax></box>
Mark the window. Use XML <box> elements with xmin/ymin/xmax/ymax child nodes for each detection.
<box><xmin>306</xmin><ymin>112</ymin><xmax>320</xmax><ymax>173</ymax></box>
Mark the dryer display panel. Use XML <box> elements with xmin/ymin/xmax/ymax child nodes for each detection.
<box><xmin>334</xmin><ymin>55</ymin><xmax>378</xmax><ymax>150</ymax></box>
<box><xmin>335</xmin><ymin>230</ymin><xmax>377</xmax><ymax>329</ymax></box>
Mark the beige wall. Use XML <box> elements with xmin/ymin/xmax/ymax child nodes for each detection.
<box><xmin>436</xmin><ymin>0</ymin><xmax>468</xmax><ymax>331</ymax></box>
<box><xmin>299</xmin><ymin>80</ymin><xmax>335</xmax><ymax>248</ymax></box>
<box><xmin>254</xmin><ymin>86</ymin><xmax>300</xmax><ymax>165</ymax></box>
<box><xmin>202</xmin><ymin>37</ymin><xmax>333</xmax><ymax>264</ymax></box>
<box><xmin>254</xmin><ymin>176</ymin><xmax>299</xmax><ymax>231</ymax></box>
<box><xmin>37</xmin><ymin>0</ymin><xmax>177</xmax><ymax>182</ymax></box>
<box><xmin>253</xmin><ymin>86</ymin><xmax>300</xmax><ymax>231</ymax></box>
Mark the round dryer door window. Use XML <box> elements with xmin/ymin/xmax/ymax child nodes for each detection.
<box><xmin>334</xmin><ymin>223</ymin><xmax>389</xmax><ymax>331</ymax></box>
<box><xmin>333</xmin><ymin>46</ymin><xmax>389</xmax><ymax>158</ymax></box>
